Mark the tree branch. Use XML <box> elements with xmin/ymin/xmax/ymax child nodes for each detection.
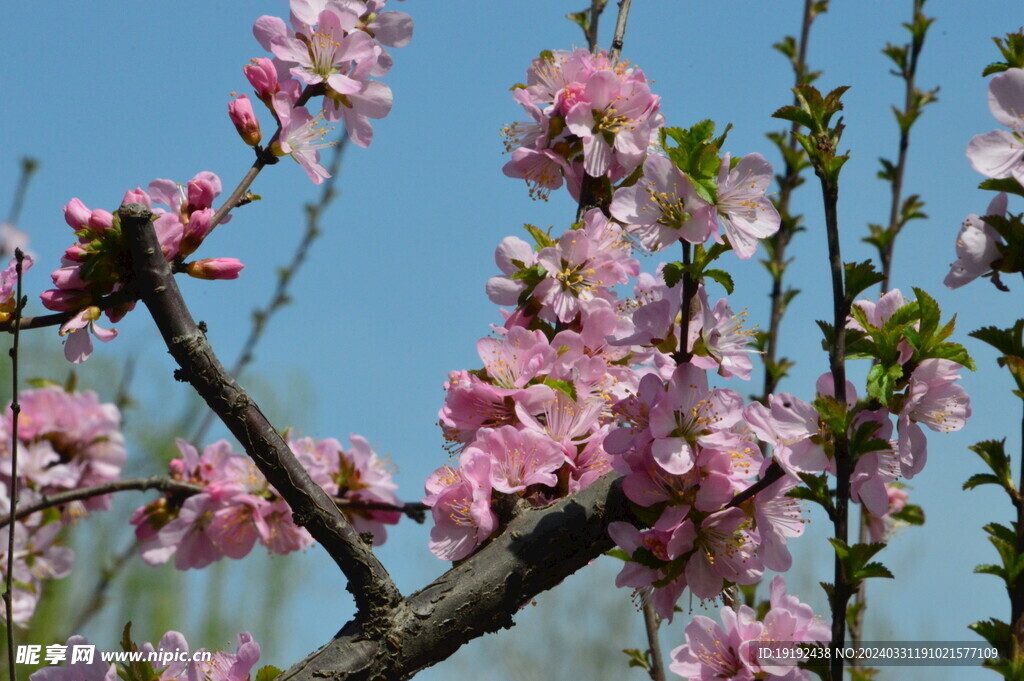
<box><xmin>279</xmin><ymin>473</ymin><xmax>633</xmax><ymax>681</ymax></box>
<box><xmin>119</xmin><ymin>203</ymin><xmax>401</xmax><ymax>618</ymax></box>
<box><xmin>0</xmin><ymin>475</ymin><xmax>429</xmax><ymax>530</ymax></box>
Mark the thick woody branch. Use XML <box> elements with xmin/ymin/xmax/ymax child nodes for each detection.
<box><xmin>118</xmin><ymin>203</ymin><xmax>401</xmax><ymax>617</ymax></box>
<box><xmin>279</xmin><ymin>473</ymin><xmax>633</xmax><ymax>681</ymax></box>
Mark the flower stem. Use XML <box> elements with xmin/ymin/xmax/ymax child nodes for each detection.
<box><xmin>673</xmin><ymin>240</ymin><xmax>696</xmax><ymax>365</ymax></box>
<box><xmin>817</xmin><ymin>168</ymin><xmax>852</xmax><ymax>681</ymax></box>
<box><xmin>3</xmin><ymin>250</ymin><xmax>24</xmax><ymax>680</ymax></box>
<box><xmin>642</xmin><ymin>602</ymin><xmax>667</xmax><ymax>681</ymax></box>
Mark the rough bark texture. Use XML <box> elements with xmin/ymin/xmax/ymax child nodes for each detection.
<box><xmin>280</xmin><ymin>473</ymin><xmax>631</xmax><ymax>681</ymax></box>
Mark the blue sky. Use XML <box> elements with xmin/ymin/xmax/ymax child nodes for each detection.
<box><xmin>4</xmin><ymin>2</ymin><xmax>1024</xmax><ymax>679</ymax></box>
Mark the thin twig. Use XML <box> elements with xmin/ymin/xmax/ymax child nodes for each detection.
<box><xmin>642</xmin><ymin>602</ymin><xmax>667</xmax><ymax>681</ymax></box>
<box><xmin>6</xmin><ymin>158</ymin><xmax>38</xmax><ymax>226</ymax></box>
<box><xmin>725</xmin><ymin>462</ymin><xmax>785</xmax><ymax>510</ymax></box>
<box><xmin>672</xmin><ymin>241</ymin><xmax>696</xmax><ymax>365</ymax></box>
<box><xmin>192</xmin><ymin>132</ymin><xmax>350</xmax><ymax>443</ymax></box>
<box><xmin>608</xmin><ymin>0</ymin><xmax>632</xmax><ymax>63</ymax></box>
<box><xmin>586</xmin><ymin>0</ymin><xmax>607</xmax><ymax>52</ymax></box>
<box><xmin>121</xmin><ymin>203</ymin><xmax>400</xmax><ymax>617</ymax></box>
<box><xmin>761</xmin><ymin>0</ymin><xmax>821</xmax><ymax>400</ymax></box>
<box><xmin>879</xmin><ymin>0</ymin><xmax>930</xmax><ymax>293</ymax></box>
<box><xmin>4</xmin><ymin>250</ymin><xmax>24</xmax><ymax>679</ymax></box>
<box><xmin>0</xmin><ymin>475</ymin><xmax>429</xmax><ymax>530</ymax></box>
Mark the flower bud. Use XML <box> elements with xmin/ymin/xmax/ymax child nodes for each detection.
<box><xmin>180</xmin><ymin>208</ymin><xmax>214</xmax><ymax>258</ymax></box>
<box><xmin>229</xmin><ymin>95</ymin><xmax>262</xmax><ymax>146</ymax></box>
<box><xmin>88</xmin><ymin>209</ymin><xmax>114</xmax><ymax>234</ymax></box>
<box><xmin>122</xmin><ymin>187</ymin><xmax>152</xmax><ymax>209</ymax></box>
<box><xmin>244</xmin><ymin>58</ymin><xmax>279</xmax><ymax>104</ymax></box>
<box><xmin>40</xmin><ymin>288</ymin><xmax>89</xmax><ymax>312</ymax></box>
<box><xmin>185</xmin><ymin>258</ymin><xmax>244</xmax><ymax>280</ymax></box>
<box><xmin>63</xmin><ymin>198</ymin><xmax>91</xmax><ymax>229</ymax></box>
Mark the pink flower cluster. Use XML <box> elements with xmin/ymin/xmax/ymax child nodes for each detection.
<box><xmin>503</xmin><ymin>48</ymin><xmax>663</xmax><ymax>199</ymax></box>
<box><xmin>669</xmin><ymin>576</ymin><xmax>830</xmax><ymax>681</ymax></box>
<box><xmin>43</xmin><ymin>173</ymin><xmax>242</xmax><ymax>363</ymax></box>
<box><xmin>132</xmin><ymin>434</ymin><xmax>400</xmax><ymax>570</ymax></box>
<box><xmin>247</xmin><ymin>0</ymin><xmax>413</xmax><ymax>182</ymax></box>
<box><xmin>950</xmin><ymin>67</ymin><xmax>1024</xmax><ymax>288</ymax></box>
<box><xmin>31</xmin><ymin>630</ymin><xmax>261</xmax><ymax>681</ymax></box>
<box><xmin>430</xmin><ymin>46</ymin><xmax>970</xmax><ymax>624</ymax></box>
<box><xmin>0</xmin><ymin>387</ymin><xmax>126</xmax><ymax>625</ymax></box>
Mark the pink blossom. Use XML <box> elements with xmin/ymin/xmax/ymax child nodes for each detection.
<box><xmin>244</xmin><ymin>57</ymin><xmax>282</xmax><ymax>104</ymax></box>
<box><xmin>274</xmin><ymin>102</ymin><xmax>334</xmax><ymax>184</ymax></box>
<box><xmin>670</xmin><ymin>608</ymin><xmax>760</xmax><ymax>680</ymax></box>
<box><xmin>865</xmin><ymin>484</ymin><xmax>910</xmax><ymax>543</ymax></box>
<box><xmin>609</xmin><ymin>154</ymin><xmax>715</xmax><ymax>251</ymax></box>
<box><xmin>268</xmin><ymin>7</ymin><xmax>373</xmax><ymax>94</ymax></box>
<box><xmin>690</xmin><ymin>288</ymin><xmax>756</xmax><ymax>380</ymax></box>
<box><xmin>648</xmin><ymin>364</ymin><xmax>743</xmax><ymax>475</ymax></box>
<box><xmin>945</xmin><ymin>193</ymin><xmax>1008</xmax><ymax>288</ymax></box>
<box><xmin>468</xmin><ymin>425</ymin><xmax>563</xmax><ymax>494</ymax></box>
<box><xmin>608</xmin><ymin>520</ymin><xmax>693</xmax><ymax>621</ymax></box>
<box><xmin>59</xmin><ymin>306</ymin><xmax>118</xmax><ymax>364</ymax></box>
<box><xmin>744</xmin><ymin>393</ymin><xmax>831</xmax><ymax>476</ymax></box>
<box><xmin>486</xmin><ymin>236</ymin><xmax>537</xmax><ymax>306</ymax></box>
<box><xmin>186</xmin><ymin>632</ymin><xmax>261</xmax><ymax>681</ymax></box>
<box><xmin>967</xmin><ymin>68</ymin><xmax>1024</xmax><ymax>181</ymax></box>
<box><xmin>897</xmin><ymin>359</ymin><xmax>970</xmax><ymax>478</ymax></box>
<box><xmin>685</xmin><ymin>508</ymin><xmax>762</xmax><ymax>599</ymax></box>
<box><xmin>427</xmin><ymin>450</ymin><xmax>497</xmax><ymax>561</ymax></box>
<box><xmin>476</xmin><ymin>326</ymin><xmax>554</xmax><ymax>390</ymax></box>
<box><xmin>0</xmin><ymin>253</ymin><xmax>31</xmax><ymax>322</ymax></box>
<box><xmin>713</xmin><ymin>153</ymin><xmax>781</xmax><ymax>258</ymax></box>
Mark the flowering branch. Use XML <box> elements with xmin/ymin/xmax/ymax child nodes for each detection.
<box><xmin>119</xmin><ymin>203</ymin><xmax>402</xmax><ymax>618</ymax></box>
<box><xmin>3</xmin><ymin>250</ymin><xmax>24</xmax><ymax>681</ymax></box>
<box><xmin>0</xmin><ymin>476</ymin><xmax>428</xmax><ymax>530</ymax></box>
<box><xmin>209</xmin><ymin>84</ymin><xmax>324</xmax><ymax>230</ymax></box>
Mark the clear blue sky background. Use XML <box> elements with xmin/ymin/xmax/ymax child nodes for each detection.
<box><xmin>3</xmin><ymin>2</ymin><xmax>1023</xmax><ymax>679</ymax></box>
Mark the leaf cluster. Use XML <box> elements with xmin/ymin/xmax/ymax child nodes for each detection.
<box><xmin>772</xmin><ymin>85</ymin><xmax>850</xmax><ymax>185</ymax></box>
<box><xmin>659</xmin><ymin>120</ymin><xmax>731</xmax><ymax>204</ymax></box>
<box><xmin>972</xmin><ymin>320</ymin><xmax>1024</xmax><ymax>397</ymax></box>
<box><xmin>984</xmin><ymin>30</ymin><xmax>1024</xmax><ymax>76</ymax></box>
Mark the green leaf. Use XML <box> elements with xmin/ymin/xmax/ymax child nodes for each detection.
<box><xmin>703</xmin><ymin>269</ymin><xmax>735</xmax><ymax>294</ymax></box>
<box><xmin>856</xmin><ymin>561</ymin><xmax>895</xmax><ymax>580</ymax></box>
<box><xmin>789</xmin><ymin>473</ymin><xmax>834</xmax><ymax>515</ymax></box>
<box><xmin>607</xmin><ymin>548</ymin><xmax>631</xmax><ymax>561</ymax></box>
<box><xmin>663</xmin><ymin>261</ymin><xmax>685</xmax><ymax>289</ymax></box>
<box><xmin>522</xmin><ymin>223</ymin><xmax>554</xmax><ymax>249</ymax></box>
<box><xmin>844</xmin><ymin>260</ymin><xmax>884</xmax><ymax>301</ymax></box>
<box><xmin>970</xmin><ymin>618</ymin><xmax>1010</xmax><ymax>655</ymax></box>
<box><xmin>865</xmin><ymin>362</ymin><xmax>903</xmax><ymax>404</ymax></box>
<box><xmin>622</xmin><ymin>648</ymin><xmax>651</xmax><ymax>671</ymax></box>
<box><xmin>255</xmin><ymin>667</ymin><xmax>283</xmax><ymax>681</ymax></box>
<box><xmin>979</xmin><ymin>177</ymin><xmax>1024</xmax><ymax>198</ymax></box>
<box><xmin>542</xmin><ymin>377</ymin><xmax>577</xmax><ymax>402</ymax></box>
<box><xmin>963</xmin><ymin>473</ymin><xmax>1004</xmax><ymax>491</ymax></box>
<box><xmin>890</xmin><ymin>503</ymin><xmax>925</xmax><ymax>525</ymax></box>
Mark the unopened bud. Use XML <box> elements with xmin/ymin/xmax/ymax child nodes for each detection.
<box><xmin>228</xmin><ymin>95</ymin><xmax>262</xmax><ymax>146</ymax></box>
<box><xmin>185</xmin><ymin>258</ymin><xmax>244</xmax><ymax>280</ymax></box>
